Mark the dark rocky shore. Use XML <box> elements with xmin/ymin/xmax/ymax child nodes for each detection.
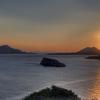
<box><xmin>23</xmin><ymin>86</ymin><xmax>81</xmax><ymax>100</ymax></box>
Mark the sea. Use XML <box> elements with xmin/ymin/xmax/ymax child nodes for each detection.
<box><xmin>0</xmin><ymin>54</ymin><xmax>100</xmax><ymax>100</ymax></box>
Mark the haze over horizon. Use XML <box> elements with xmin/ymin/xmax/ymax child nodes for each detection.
<box><xmin>0</xmin><ymin>0</ymin><xmax>100</xmax><ymax>52</ymax></box>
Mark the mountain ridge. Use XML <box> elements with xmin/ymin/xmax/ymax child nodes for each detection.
<box><xmin>0</xmin><ymin>45</ymin><xmax>100</xmax><ymax>55</ymax></box>
<box><xmin>77</xmin><ymin>47</ymin><xmax>100</xmax><ymax>55</ymax></box>
<box><xmin>48</xmin><ymin>47</ymin><xmax>100</xmax><ymax>55</ymax></box>
<box><xmin>0</xmin><ymin>45</ymin><xmax>27</xmax><ymax>54</ymax></box>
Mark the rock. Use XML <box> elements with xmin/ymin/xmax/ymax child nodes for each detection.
<box><xmin>23</xmin><ymin>85</ymin><xmax>81</xmax><ymax>100</ymax></box>
<box><xmin>40</xmin><ymin>57</ymin><xmax>66</xmax><ymax>67</ymax></box>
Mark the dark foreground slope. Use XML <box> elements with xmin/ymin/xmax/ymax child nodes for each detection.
<box><xmin>23</xmin><ymin>86</ymin><xmax>81</xmax><ymax>100</ymax></box>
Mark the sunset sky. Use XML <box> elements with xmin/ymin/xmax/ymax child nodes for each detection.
<box><xmin>0</xmin><ymin>0</ymin><xmax>100</xmax><ymax>52</ymax></box>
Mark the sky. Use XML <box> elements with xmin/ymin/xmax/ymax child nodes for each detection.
<box><xmin>0</xmin><ymin>0</ymin><xmax>100</xmax><ymax>52</ymax></box>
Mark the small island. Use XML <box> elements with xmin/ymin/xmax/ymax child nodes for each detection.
<box><xmin>40</xmin><ymin>57</ymin><xmax>66</xmax><ymax>67</ymax></box>
<box><xmin>23</xmin><ymin>86</ymin><xmax>81</xmax><ymax>100</ymax></box>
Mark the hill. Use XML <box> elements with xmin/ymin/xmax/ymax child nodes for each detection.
<box><xmin>0</xmin><ymin>45</ymin><xmax>27</xmax><ymax>54</ymax></box>
<box><xmin>48</xmin><ymin>47</ymin><xmax>100</xmax><ymax>55</ymax></box>
<box><xmin>76</xmin><ymin>47</ymin><xmax>100</xmax><ymax>55</ymax></box>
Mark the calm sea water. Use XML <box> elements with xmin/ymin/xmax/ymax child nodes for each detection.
<box><xmin>0</xmin><ymin>54</ymin><xmax>100</xmax><ymax>100</ymax></box>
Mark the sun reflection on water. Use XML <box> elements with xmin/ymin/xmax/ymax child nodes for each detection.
<box><xmin>89</xmin><ymin>68</ymin><xmax>100</xmax><ymax>100</ymax></box>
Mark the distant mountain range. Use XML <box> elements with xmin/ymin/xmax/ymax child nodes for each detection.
<box><xmin>0</xmin><ymin>45</ymin><xmax>100</xmax><ymax>55</ymax></box>
<box><xmin>48</xmin><ymin>47</ymin><xmax>100</xmax><ymax>55</ymax></box>
<box><xmin>0</xmin><ymin>45</ymin><xmax>27</xmax><ymax>54</ymax></box>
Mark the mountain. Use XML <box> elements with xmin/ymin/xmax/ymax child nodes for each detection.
<box><xmin>2</xmin><ymin>45</ymin><xmax>98</xmax><ymax>55</ymax></box>
<box><xmin>0</xmin><ymin>45</ymin><xmax>27</xmax><ymax>54</ymax></box>
<box><xmin>48</xmin><ymin>47</ymin><xmax>100</xmax><ymax>55</ymax></box>
<box><xmin>76</xmin><ymin>47</ymin><xmax>100</xmax><ymax>55</ymax></box>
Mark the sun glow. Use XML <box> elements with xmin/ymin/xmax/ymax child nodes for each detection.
<box><xmin>93</xmin><ymin>30</ymin><xmax>100</xmax><ymax>49</ymax></box>
<box><xmin>89</xmin><ymin>68</ymin><xmax>100</xmax><ymax>100</ymax></box>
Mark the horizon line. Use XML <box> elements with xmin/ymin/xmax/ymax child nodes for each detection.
<box><xmin>0</xmin><ymin>44</ymin><xmax>99</xmax><ymax>53</ymax></box>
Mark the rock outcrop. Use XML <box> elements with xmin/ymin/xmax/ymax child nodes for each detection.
<box><xmin>40</xmin><ymin>57</ymin><xmax>66</xmax><ymax>67</ymax></box>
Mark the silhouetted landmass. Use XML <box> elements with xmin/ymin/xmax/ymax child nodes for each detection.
<box><xmin>86</xmin><ymin>55</ymin><xmax>100</xmax><ymax>60</ymax></box>
<box><xmin>40</xmin><ymin>57</ymin><xmax>66</xmax><ymax>67</ymax></box>
<box><xmin>0</xmin><ymin>45</ymin><xmax>100</xmax><ymax>55</ymax></box>
<box><xmin>48</xmin><ymin>52</ymin><xmax>76</xmax><ymax>55</ymax></box>
<box><xmin>48</xmin><ymin>47</ymin><xmax>100</xmax><ymax>55</ymax></box>
<box><xmin>76</xmin><ymin>47</ymin><xmax>100</xmax><ymax>55</ymax></box>
<box><xmin>0</xmin><ymin>45</ymin><xmax>27</xmax><ymax>54</ymax></box>
<box><xmin>23</xmin><ymin>86</ymin><xmax>81</xmax><ymax>100</ymax></box>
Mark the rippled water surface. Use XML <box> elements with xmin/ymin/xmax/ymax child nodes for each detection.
<box><xmin>0</xmin><ymin>54</ymin><xmax>100</xmax><ymax>100</ymax></box>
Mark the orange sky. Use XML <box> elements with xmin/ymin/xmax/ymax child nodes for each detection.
<box><xmin>0</xmin><ymin>0</ymin><xmax>100</xmax><ymax>52</ymax></box>
<box><xmin>0</xmin><ymin>31</ymin><xmax>99</xmax><ymax>52</ymax></box>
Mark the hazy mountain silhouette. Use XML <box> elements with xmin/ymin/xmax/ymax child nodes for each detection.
<box><xmin>0</xmin><ymin>45</ymin><xmax>27</xmax><ymax>54</ymax></box>
<box><xmin>48</xmin><ymin>47</ymin><xmax>100</xmax><ymax>55</ymax></box>
<box><xmin>77</xmin><ymin>47</ymin><xmax>100</xmax><ymax>55</ymax></box>
<box><xmin>0</xmin><ymin>45</ymin><xmax>100</xmax><ymax>55</ymax></box>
